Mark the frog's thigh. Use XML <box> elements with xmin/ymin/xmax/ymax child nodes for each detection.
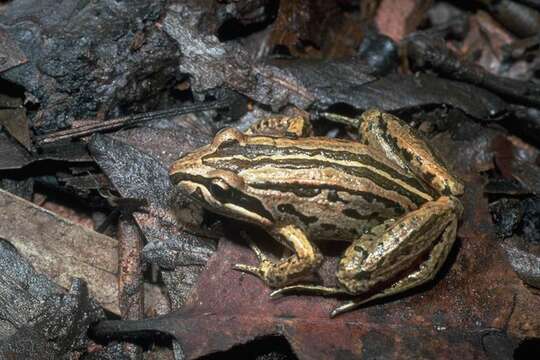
<box><xmin>359</xmin><ymin>109</ymin><xmax>464</xmax><ymax>196</ymax></box>
<box><xmin>331</xmin><ymin>217</ymin><xmax>457</xmax><ymax>317</ymax></box>
<box><xmin>337</xmin><ymin>196</ymin><xmax>459</xmax><ymax>294</ymax></box>
<box><xmin>234</xmin><ymin>224</ymin><xmax>322</xmax><ymax>288</ymax></box>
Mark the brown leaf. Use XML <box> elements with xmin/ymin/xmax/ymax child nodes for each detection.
<box><xmin>375</xmin><ymin>0</ymin><xmax>433</xmax><ymax>42</ymax></box>
<box><xmin>0</xmin><ymin>108</ymin><xmax>31</xmax><ymax>151</ymax></box>
<box><xmin>0</xmin><ymin>188</ymin><xmax>119</xmax><ymax>313</ymax></box>
<box><xmin>459</xmin><ymin>12</ymin><xmax>517</xmax><ymax>78</ymax></box>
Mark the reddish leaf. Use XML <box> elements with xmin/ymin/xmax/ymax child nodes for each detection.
<box><xmin>375</xmin><ymin>0</ymin><xmax>432</xmax><ymax>42</ymax></box>
<box><xmin>97</xmin><ymin>170</ymin><xmax>540</xmax><ymax>358</ymax></box>
<box><xmin>95</xmin><ymin>122</ymin><xmax>540</xmax><ymax>358</ymax></box>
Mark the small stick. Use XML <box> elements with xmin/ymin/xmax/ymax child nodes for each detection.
<box><xmin>118</xmin><ymin>216</ymin><xmax>144</xmax><ymax>359</ymax></box>
<box><xmin>35</xmin><ymin>98</ymin><xmax>231</xmax><ymax>146</ymax></box>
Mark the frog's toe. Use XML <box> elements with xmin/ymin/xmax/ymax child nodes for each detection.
<box><xmin>271</xmin><ymin>284</ymin><xmax>347</xmax><ymax>298</ymax></box>
<box><xmin>330</xmin><ymin>299</ymin><xmax>370</xmax><ymax>318</ymax></box>
<box><xmin>233</xmin><ymin>263</ymin><xmax>264</xmax><ymax>278</ymax></box>
<box><xmin>330</xmin><ymin>302</ymin><xmax>355</xmax><ymax>318</ymax></box>
<box><xmin>269</xmin><ymin>287</ymin><xmax>288</xmax><ymax>298</ymax></box>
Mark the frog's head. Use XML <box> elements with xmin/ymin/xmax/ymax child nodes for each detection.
<box><xmin>169</xmin><ymin>127</ymin><xmax>273</xmax><ymax>226</ymax></box>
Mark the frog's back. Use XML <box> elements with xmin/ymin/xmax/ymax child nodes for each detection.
<box><xmin>203</xmin><ymin>134</ymin><xmax>436</xmax><ymax>241</ymax></box>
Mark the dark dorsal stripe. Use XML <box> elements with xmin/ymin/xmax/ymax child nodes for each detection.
<box><xmin>249</xmin><ymin>181</ymin><xmax>407</xmax><ymax>215</ymax></box>
<box><xmin>205</xmin><ymin>156</ymin><xmax>430</xmax><ymax>206</ymax></box>
<box><xmin>210</xmin><ymin>141</ymin><xmax>434</xmax><ymax>195</ymax></box>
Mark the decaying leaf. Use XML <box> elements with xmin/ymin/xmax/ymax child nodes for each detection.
<box><xmin>0</xmin><ymin>0</ymin><xmax>180</xmax><ymax>133</ymax></box>
<box><xmin>0</xmin><ymin>108</ymin><xmax>32</xmax><ymax>151</ymax></box>
<box><xmin>0</xmin><ymin>189</ymin><xmax>119</xmax><ymax>313</ymax></box>
<box><xmin>0</xmin><ymin>29</ymin><xmax>27</xmax><ymax>74</ymax></box>
<box><xmin>0</xmin><ymin>239</ymin><xmax>103</xmax><ymax>360</ymax></box>
<box><xmin>0</xmin><ymin>131</ymin><xmax>91</xmax><ymax>171</ymax></box>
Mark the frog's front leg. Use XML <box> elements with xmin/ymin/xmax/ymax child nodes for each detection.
<box><xmin>233</xmin><ymin>224</ymin><xmax>323</xmax><ymax>288</ymax></box>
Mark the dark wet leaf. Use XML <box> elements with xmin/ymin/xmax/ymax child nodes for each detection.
<box><xmin>324</xmin><ymin>73</ymin><xmax>506</xmax><ymax>119</ymax></box>
<box><xmin>163</xmin><ymin>3</ymin><xmax>506</xmax><ymax>119</ymax></box>
<box><xmin>0</xmin><ymin>132</ymin><xmax>91</xmax><ymax>170</ymax></box>
<box><xmin>502</xmin><ymin>236</ymin><xmax>540</xmax><ymax>288</ymax></box>
<box><xmin>0</xmin><ymin>29</ymin><xmax>27</xmax><ymax>74</ymax></box>
<box><xmin>406</xmin><ymin>32</ymin><xmax>540</xmax><ymax>109</ymax></box>
<box><xmin>0</xmin><ymin>108</ymin><xmax>32</xmax><ymax>151</ymax></box>
<box><xmin>89</xmin><ymin>127</ymin><xmax>217</xmax><ymax>308</ymax></box>
<box><xmin>0</xmin><ymin>240</ymin><xmax>103</xmax><ymax>359</ymax></box>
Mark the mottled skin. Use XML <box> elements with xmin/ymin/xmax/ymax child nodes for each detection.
<box><xmin>170</xmin><ymin>110</ymin><xmax>463</xmax><ymax>316</ymax></box>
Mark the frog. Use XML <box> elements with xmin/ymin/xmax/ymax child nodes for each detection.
<box><xmin>169</xmin><ymin>109</ymin><xmax>464</xmax><ymax>317</ymax></box>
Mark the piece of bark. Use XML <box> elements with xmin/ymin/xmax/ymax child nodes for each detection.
<box><xmin>0</xmin><ymin>188</ymin><xmax>119</xmax><ymax>313</ymax></box>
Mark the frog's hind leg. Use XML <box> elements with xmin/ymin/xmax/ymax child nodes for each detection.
<box><xmin>270</xmin><ymin>284</ymin><xmax>348</xmax><ymax>298</ymax></box>
<box><xmin>358</xmin><ymin>109</ymin><xmax>463</xmax><ymax>196</ymax></box>
<box><xmin>233</xmin><ymin>224</ymin><xmax>323</xmax><ymax>288</ymax></box>
<box><xmin>269</xmin><ymin>219</ymin><xmax>396</xmax><ymax>299</ymax></box>
<box><xmin>336</xmin><ymin>196</ymin><xmax>460</xmax><ymax>295</ymax></box>
<box><xmin>321</xmin><ymin>109</ymin><xmax>464</xmax><ymax>196</ymax></box>
<box><xmin>331</xmin><ymin>216</ymin><xmax>458</xmax><ymax>317</ymax></box>
<box><xmin>245</xmin><ymin>114</ymin><xmax>313</xmax><ymax>138</ymax></box>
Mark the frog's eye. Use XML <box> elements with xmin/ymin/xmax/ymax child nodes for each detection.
<box><xmin>210</xmin><ymin>178</ymin><xmax>230</xmax><ymax>196</ymax></box>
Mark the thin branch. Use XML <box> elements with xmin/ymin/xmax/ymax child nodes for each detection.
<box><xmin>35</xmin><ymin>98</ymin><xmax>232</xmax><ymax>146</ymax></box>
